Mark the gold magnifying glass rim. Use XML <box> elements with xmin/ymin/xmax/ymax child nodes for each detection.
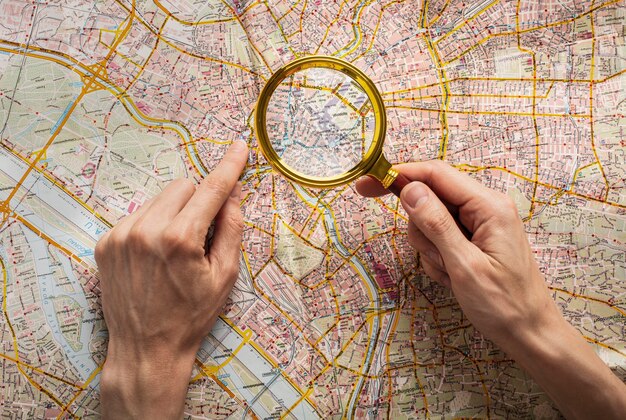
<box><xmin>254</xmin><ymin>55</ymin><xmax>387</xmax><ymax>188</ymax></box>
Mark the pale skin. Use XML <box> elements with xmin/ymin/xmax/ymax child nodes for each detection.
<box><xmin>95</xmin><ymin>143</ymin><xmax>626</xmax><ymax>419</ymax></box>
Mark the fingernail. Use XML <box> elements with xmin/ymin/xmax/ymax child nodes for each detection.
<box><xmin>403</xmin><ymin>182</ymin><xmax>429</xmax><ymax>210</ymax></box>
<box><xmin>230</xmin><ymin>139</ymin><xmax>247</xmax><ymax>153</ymax></box>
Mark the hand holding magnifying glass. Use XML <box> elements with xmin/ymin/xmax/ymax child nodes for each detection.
<box><xmin>254</xmin><ymin>56</ymin><xmax>410</xmax><ymax>196</ymax></box>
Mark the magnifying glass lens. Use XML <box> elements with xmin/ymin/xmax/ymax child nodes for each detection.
<box><xmin>265</xmin><ymin>67</ymin><xmax>376</xmax><ymax>179</ymax></box>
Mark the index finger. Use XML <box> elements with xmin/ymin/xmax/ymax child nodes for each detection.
<box><xmin>174</xmin><ymin>140</ymin><xmax>248</xmax><ymax>235</ymax></box>
<box><xmin>356</xmin><ymin>160</ymin><xmax>493</xmax><ymax>207</ymax></box>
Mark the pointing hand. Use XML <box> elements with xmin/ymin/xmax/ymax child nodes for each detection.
<box><xmin>96</xmin><ymin>141</ymin><xmax>248</xmax><ymax>419</ymax></box>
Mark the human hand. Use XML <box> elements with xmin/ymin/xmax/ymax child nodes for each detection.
<box><xmin>96</xmin><ymin>141</ymin><xmax>248</xmax><ymax>419</ymax></box>
<box><xmin>356</xmin><ymin>160</ymin><xmax>626</xmax><ymax>419</ymax></box>
<box><xmin>357</xmin><ymin>160</ymin><xmax>560</xmax><ymax>347</ymax></box>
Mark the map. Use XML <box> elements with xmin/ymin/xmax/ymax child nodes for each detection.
<box><xmin>0</xmin><ymin>0</ymin><xmax>624</xmax><ymax>418</ymax></box>
<box><xmin>266</xmin><ymin>67</ymin><xmax>376</xmax><ymax>178</ymax></box>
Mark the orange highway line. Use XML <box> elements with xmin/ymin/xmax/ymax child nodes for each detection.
<box><xmin>111</xmin><ymin>0</ymin><xmax>267</xmax><ymax>79</ymax></box>
<box><xmin>0</xmin><ymin>44</ymin><xmax>104</xmax><ymax>86</ymax></box>
<box><xmin>587</xmin><ymin>0</ymin><xmax>611</xmax><ymax>200</ymax></box>
<box><xmin>429</xmin><ymin>0</ymin><xmax>451</xmax><ymax>26</ymax></box>
<box><xmin>381</xmin><ymin>77</ymin><xmax>596</xmax><ymax>97</ymax></box>
<box><xmin>251</xmin><ymin>277</ymin><xmax>330</xmax><ymax>365</ymax></box>
<box><xmin>441</xmin><ymin>0</ymin><xmax>620</xmax><ymax>65</ymax></box>
<box><xmin>570</xmin><ymin>161</ymin><xmax>600</xmax><ymax>189</ymax></box>
<box><xmin>261</xmin><ymin>1</ymin><xmax>298</xmax><ymax>57</ymax></box>
<box><xmin>601</xmin><ymin>67</ymin><xmax>626</xmax><ymax>83</ymax></box>
<box><xmin>352</xmin><ymin>0</ymin><xmax>409</xmax><ymax>62</ymax></box>
<box><xmin>13</xmin><ymin>214</ymin><xmax>84</xmax><ymax>264</ymax></box>
<box><xmin>289</xmin><ymin>81</ymin><xmax>362</xmax><ymax>113</ymax></box>
<box><xmin>0</xmin><ymin>351</ymin><xmax>80</xmax><ymax>388</ymax></box>
<box><xmin>550</xmin><ymin>287</ymin><xmax>626</xmax><ymax>317</ymax></box>
<box><xmin>1</xmin><ymin>258</ymin><xmax>75</xmax><ymax>416</ymax></box>
<box><xmin>384</xmin><ymin>308</ymin><xmax>410</xmax><ymax>416</ymax></box>
<box><xmin>408</xmin><ymin>303</ymin><xmax>435</xmax><ymax>416</ymax></box>
<box><xmin>216</xmin><ymin>0</ymin><xmax>273</xmax><ymax>72</ymax></box>
<box><xmin>336</xmin><ymin>0</ymin><xmax>377</xmax><ymax>58</ymax></box>
<box><xmin>444</xmin><ymin>344</ymin><xmax>492</xmax><ymax>415</ymax></box>
<box><xmin>514</xmin><ymin>0</ymin><xmax>540</xmax><ymax>221</ymax></box>
<box><xmin>0</xmin><ymin>40</ymin><xmax>210</xmax><ymax>179</ymax></box>
<box><xmin>280</xmin><ymin>387</ymin><xmax>313</xmax><ymax>419</ymax></box>
<box><xmin>435</xmin><ymin>0</ymin><xmax>500</xmax><ymax>44</ymax></box>
<box><xmin>584</xmin><ymin>336</ymin><xmax>626</xmax><ymax>358</ymax></box>
<box><xmin>152</xmin><ymin>0</ymin><xmax>236</xmax><ymax>25</ymax></box>
<box><xmin>419</xmin><ymin>3</ymin><xmax>452</xmax><ymax>160</ymax></box>
<box><xmin>56</xmin><ymin>364</ymin><xmax>103</xmax><ymax>419</ymax></box>
<box><xmin>0</xmin><ymin>35</ymin><xmax>208</xmax><ymax>176</ymax></box>
<box><xmin>385</xmin><ymin>104</ymin><xmax>592</xmax><ymax>119</ymax></box>
<box><xmin>111</xmin><ymin>92</ymin><xmax>209</xmax><ymax>176</ymax></box>
<box><xmin>190</xmin><ymin>359</ymin><xmax>256</xmax><ymax>418</ymax></box>
<box><xmin>119</xmin><ymin>15</ymin><xmax>169</xmax><ymax>94</ymax></box>
<box><xmin>277</xmin><ymin>0</ymin><xmax>302</xmax><ymax>22</ymax></box>
<box><xmin>2</xmin><ymin>90</ymin><xmax>86</xmax><ymax>208</ymax></box>
<box><xmin>456</xmin><ymin>164</ymin><xmax>626</xmax><ymax>209</ymax></box>
<box><xmin>298</xmin><ymin>0</ymin><xmax>308</xmax><ymax>38</ymax></box>
<box><xmin>2</xmin><ymin>0</ymin><xmax>135</xmax><ymax>209</ymax></box>
<box><xmin>386</xmin><ymin>81</ymin><xmax>555</xmax><ymax>101</ymax></box>
<box><xmin>312</xmin><ymin>0</ymin><xmax>348</xmax><ymax>54</ymax></box>
<box><xmin>6</xmin><ymin>146</ymin><xmax>113</xmax><ymax>228</ymax></box>
<box><xmin>244</xmin><ymin>325</ymin><xmax>321</xmax><ymax>413</ymax></box>
<box><xmin>0</xmin><ymin>18</ymin><xmax>213</xmax><ymax>176</ymax></box>
<box><xmin>325</xmin><ymin>229</ymin><xmax>405</xmax><ymax>280</ymax></box>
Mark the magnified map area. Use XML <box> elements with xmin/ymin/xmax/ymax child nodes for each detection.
<box><xmin>266</xmin><ymin>68</ymin><xmax>376</xmax><ymax>178</ymax></box>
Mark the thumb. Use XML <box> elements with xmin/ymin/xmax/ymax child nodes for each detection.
<box><xmin>400</xmin><ymin>181</ymin><xmax>471</xmax><ymax>263</ymax></box>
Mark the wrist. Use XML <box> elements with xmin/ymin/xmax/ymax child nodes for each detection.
<box><xmin>497</xmin><ymin>308</ymin><xmax>626</xmax><ymax>419</ymax></box>
<box><xmin>496</xmin><ymin>300</ymin><xmax>568</xmax><ymax>362</ymax></box>
<box><xmin>101</xmin><ymin>338</ymin><xmax>197</xmax><ymax>419</ymax></box>
<box><xmin>501</xmin><ymin>311</ymin><xmax>573</xmax><ymax>368</ymax></box>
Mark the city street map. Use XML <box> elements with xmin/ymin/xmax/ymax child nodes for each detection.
<box><xmin>0</xmin><ymin>0</ymin><xmax>625</xmax><ymax>418</ymax></box>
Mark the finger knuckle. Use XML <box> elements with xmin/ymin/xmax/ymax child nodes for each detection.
<box><xmin>162</xmin><ymin>227</ymin><xmax>198</xmax><ymax>256</ymax></box>
<box><xmin>428</xmin><ymin>159</ymin><xmax>447</xmax><ymax>168</ymax></box>
<box><xmin>407</xmin><ymin>228</ymin><xmax>426</xmax><ymax>251</ymax></box>
<box><xmin>202</xmin><ymin>176</ymin><xmax>232</xmax><ymax>198</ymax></box>
<box><xmin>227</xmin><ymin>213</ymin><xmax>245</xmax><ymax>235</ymax></box>
<box><xmin>426</xmin><ymin>159</ymin><xmax>450</xmax><ymax>173</ymax></box>
<box><xmin>172</xmin><ymin>177</ymin><xmax>196</xmax><ymax>193</ymax></box>
<box><xmin>421</xmin><ymin>208</ymin><xmax>455</xmax><ymax>237</ymax></box>
<box><xmin>467</xmin><ymin>255</ymin><xmax>484</xmax><ymax>274</ymax></box>
<box><xmin>227</xmin><ymin>265</ymin><xmax>240</xmax><ymax>281</ymax></box>
<box><xmin>126</xmin><ymin>223</ymin><xmax>152</xmax><ymax>252</ymax></box>
<box><xmin>94</xmin><ymin>236</ymin><xmax>109</xmax><ymax>263</ymax></box>
<box><xmin>495</xmin><ymin>194</ymin><xmax>520</xmax><ymax>221</ymax></box>
<box><xmin>504</xmin><ymin>196</ymin><xmax>520</xmax><ymax>216</ymax></box>
<box><xmin>453</xmin><ymin>253</ymin><xmax>483</xmax><ymax>279</ymax></box>
<box><xmin>210</xmin><ymin>261</ymin><xmax>238</xmax><ymax>288</ymax></box>
<box><xmin>105</xmin><ymin>230</ymin><xmax>127</xmax><ymax>249</ymax></box>
<box><xmin>223</xmin><ymin>262</ymin><xmax>240</xmax><ymax>281</ymax></box>
<box><xmin>162</xmin><ymin>228</ymin><xmax>187</xmax><ymax>249</ymax></box>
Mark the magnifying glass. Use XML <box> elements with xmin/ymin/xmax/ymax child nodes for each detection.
<box><xmin>254</xmin><ymin>56</ymin><xmax>410</xmax><ymax>197</ymax></box>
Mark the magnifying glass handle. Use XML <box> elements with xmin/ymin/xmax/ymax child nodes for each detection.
<box><xmin>387</xmin><ymin>172</ymin><xmax>411</xmax><ymax>197</ymax></box>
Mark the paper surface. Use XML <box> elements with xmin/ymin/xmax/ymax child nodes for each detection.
<box><xmin>0</xmin><ymin>0</ymin><xmax>624</xmax><ymax>417</ymax></box>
